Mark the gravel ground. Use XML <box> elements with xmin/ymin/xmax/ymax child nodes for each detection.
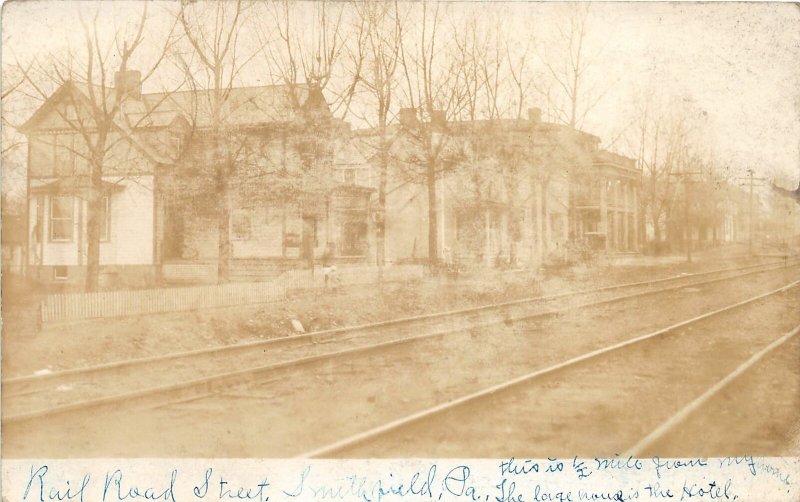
<box><xmin>336</xmin><ymin>285</ymin><xmax>800</xmax><ymax>458</ymax></box>
<box><xmin>0</xmin><ymin>246</ymin><xmax>779</xmax><ymax>378</ymax></box>
<box><xmin>4</xmin><ymin>263</ymin><xmax>776</xmax><ymax>416</ymax></box>
<box><xmin>4</xmin><ymin>262</ymin><xmax>797</xmax><ymax>458</ymax></box>
<box><xmin>640</xmin><ymin>331</ymin><xmax>800</xmax><ymax>457</ymax></box>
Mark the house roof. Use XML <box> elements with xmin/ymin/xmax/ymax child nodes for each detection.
<box><xmin>21</xmin><ymin>79</ymin><xmax>333</xmax><ymax>173</ymax></box>
<box><xmin>29</xmin><ymin>177</ymin><xmax>126</xmax><ymax>195</ymax></box>
<box><xmin>23</xmin><ymin>80</ymin><xmax>323</xmax><ymax>132</ymax></box>
<box><xmin>353</xmin><ymin>117</ymin><xmax>637</xmax><ymax>174</ymax></box>
<box><xmin>141</xmin><ymin>84</ymin><xmax>324</xmax><ymax>128</ymax></box>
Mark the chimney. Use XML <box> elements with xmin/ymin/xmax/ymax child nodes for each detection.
<box><xmin>430</xmin><ymin>110</ymin><xmax>447</xmax><ymax>131</ymax></box>
<box><xmin>528</xmin><ymin>107</ymin><xmax>542</xmax><ymax>124</ymax></box>
<box><xmin>399</xmin><ymin>108</ymin><xmax>418</xmax><ymax>129</ymax></box>
<box><xmin>115</xmin><ymin>70</ymin><xmax>142</xmax><ymax>100</ymax></box>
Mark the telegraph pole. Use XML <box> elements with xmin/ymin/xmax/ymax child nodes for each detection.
<box><xmin>737</xmin><ymin>169</ymin><xmax>767</xmax><ymax>256</ymax></box>
<box><xmin>670</xmin><ymin>171</ymin><xmax>702</xmax><ymax>263</ymax></box>
<box><xmin>749</xmin><ymin>173</ymin><xmax>754</xmax><ymax>254</ymax></box>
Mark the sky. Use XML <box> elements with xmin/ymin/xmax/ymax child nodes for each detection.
<box><xmin>2</xmin><ymin>1</ymin><xmax>799</xmax><ymax>191</ymax></box>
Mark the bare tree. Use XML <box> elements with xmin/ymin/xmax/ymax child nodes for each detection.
<box><xmin>16</xmin><ymin>5</ymin><xmax>178</xmax><ymax>291</ymax></box>
<box><xmin>1</xmin><ymin>58</ymin><xmax>30</xmax><ymax>158</ymax></box>
<box><xmin>633</xmin><ymin>101</ymin><xmax>696</xmax><ymax>245</ymax></box>
<box><xmin>252</xmin><ymin>0</ymin><xmax>364</xmax><ymax>270</ymax></box>
<box><xmin>348</xmin><ymin>0</ymin><xmax>407</xmax><ymax>267</ymax></box>
<box><xmin>450</xmin><ymin>15</ymin><xmax>537</xmax><ymax>265</ymax></box>
<box><xmin>532</xmin><ymin>3</ymin><xmax>611</xmax><ymax>129</ymax></box>
<box><xmin>176</xmin><ymin>0</ymin><xmax>258</xmax><ymax>283</ymax></box>
<box><xmin>261</xmin><ymin>0</ymin><xmax>356</xmax><ymax>114</ymax></box>
<box><xmin>396</xmin><ymin>1</ymin><xmax>470</xmax><ymax>268</ymax></box>
<box><xmin>507</xmin><ymin>39</ymin><xmax>535</xmax><ymax>121</ymax></box>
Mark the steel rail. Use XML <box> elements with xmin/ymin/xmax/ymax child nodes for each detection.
<box><xmin>294</xmin><ymin>279</ymin><xmax>800</xmax><ymax>458</ymax></box>
<box><xmin>625</xmin><ymin>322</ymin><xmax>800</xmax><ymax>457</ymax></box>
<box><xmin>5</xmin><ymin>262</ymin><xmax>797</xmax><ymax>425</ymax></box>
<box><xmin>5</xmin><ymin>259</ymin><xmax>791</xmax><ymax>389</ymax></box>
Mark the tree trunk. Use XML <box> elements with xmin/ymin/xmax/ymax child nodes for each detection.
<box><xmin>217</xmin><ymin>173</ymin><xmax>231</xmax><ymax>284</ymax></box>
<box><xmin>542</xmin><ymin>177</ymin><xmax>550</xmax><ymax>251</ymax></box>
<box><xmin>85</xmin><ymin>164</ymin><xmax>103</xmax><ymax>292</ymax></box>
<box><xmin>652</xmin><ymin>205</ymin><xmax>661</xmax><ymax>243</ymax></box>
<box><xmin>427</xmin><ymin>160</ymin><xmax>438</xmax><ymax>269</ymax></box>
<box><xmin>377</xmin><ymin>137</ymin><xmax>388</xmax><ymax>268</ymax></box>
<box><xmin>85</xmin><ymin>189</ymin><xmax>102</xmax><ymax>292</ymax></box>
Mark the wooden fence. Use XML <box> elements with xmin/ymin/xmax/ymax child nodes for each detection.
<box><xmin>39</xmin><ymin>265</ymin><xmax>425</xmax><ymax>325</ymax></box>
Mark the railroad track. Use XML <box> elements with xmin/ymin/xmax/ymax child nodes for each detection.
<box><xmin>296</xmin><ymin>279</ymin><xmax>800</xmax><ymax>458</ymax></box>
<box><xmin>4</xmin><ymin>259</ymin><xmax>797</xmax><ymax>425</ymax></box>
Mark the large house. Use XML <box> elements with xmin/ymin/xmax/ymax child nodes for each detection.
<box><xmin>20</xmin><ymin>70</ymin><xmax>373</xmax><ymax>287</ymax></box>
<box><xmin>354</xmin><ymin>108</ymin><xmax>641</xmax><ymax>268</ymax></box>
<box><xmin>21</xmin><ymin>71</ymin><xmax>642</xmax><ymax>289</ymax></box>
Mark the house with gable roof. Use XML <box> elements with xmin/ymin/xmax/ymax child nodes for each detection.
<box><xmin>21</xmin><ymin>70</ymin><xmax>375</xmax><ymax>287</ymax></box>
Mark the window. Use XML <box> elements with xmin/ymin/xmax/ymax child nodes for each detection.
<box><xmin>343</xmin><ymin>169</ymin><xmax>356</xmax><ymax>185</ymax></box>
<box><xmin>53</xmin><ymin>266</ymin><xmax>69</xmax><ymax>280</ymax></box>
<box><xmin>170</xmin><ymin>130</ymin><xmax>184</xmax><ymax>154</ymax></box>
<box><xmin>341</xmin><ymin>221</ymin><xmax>367</xmax><ymax>256</ymax></box>
<box><xmin>50</xmin><ymin>196</ymin><xmax>74</xmax><ymax>242</ymax></box>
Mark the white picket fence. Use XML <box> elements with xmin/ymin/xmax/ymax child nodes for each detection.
<box><xmin>39</xmin><ymin>264</ymin><xmax>425</xmax><ymax>325</ymax></box>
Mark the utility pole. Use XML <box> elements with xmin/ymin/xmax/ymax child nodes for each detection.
<box><xmin>737</xmin><ymin>169</ymin><xmax>767</xmax><ymax>256</ymax></box>
<box><xmin>670</xmin><ymin>171</ymin><xmax>702</xmax><ymax>263</ymax></box>
<box><xmin>748</xmin><ymin>170</ymin><xmax>754</xmax><ymax>255</ymax></box>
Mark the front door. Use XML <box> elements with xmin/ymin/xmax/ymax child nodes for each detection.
<box><xmin>163</xmin><ymin>207</ymin><xmax>185</xmax><ymax>260</ymax></box>
<box><xmin>302</xmin><ymin>216</ymin><xmax>317</xmax><ymax>262</ymax></box>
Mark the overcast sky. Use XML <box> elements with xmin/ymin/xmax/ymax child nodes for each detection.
<box><xmin>3</xmin><ymin>1</ymin><xmax>799</xmax><ymax>188</ymax></box>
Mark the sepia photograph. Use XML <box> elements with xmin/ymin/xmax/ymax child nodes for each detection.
<box><xmin>1</xmin><ymin>0</ymin><xmax>799</xmax><ymax>467</ymax></box>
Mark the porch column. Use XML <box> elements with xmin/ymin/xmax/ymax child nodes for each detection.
<box><xmin>535</xmin><ymin>181</ymin><xmax>544</xmax><ymax>266</ymax></box>
<box><xmin>613</xmin><ymin>180</ymin><xmax>620</xmax><ymax>251</ymax></box>
<box><xmin>366</xmin><ymin>197</ymin><xmax>376</xmax><ymax>265</ymax></box>
<box><xmin>623</xmin><ymin>182</ymin><xmax>630</xmax><ymax>252</ymax></box>
<box><xmin>600</xmin><ymin>178</ymin><xmax>608</xmax><ymax>251</ymax></box>
<box><xmin>633</xmin><ymin>186</ymin><xmax>640</xmax><ymax>252</ymax></box>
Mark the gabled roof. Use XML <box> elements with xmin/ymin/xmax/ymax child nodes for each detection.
<box><xmin>23</xmin><ymin>80</ymin><xmax>326</xmax><ymax>132</ymax></box>
<box><xmin>353</xmin><ymin>118</ymin><xmax>640</xmax><ymax>175</ymax></box>
<box><xmin>21</xmin><ymin>78</ymin><xmax>333</xmax><ymax>173</ymax></box>
<box><xmin>19</xmin><ymin>81</ymin><xmax>83</xmax><ymax>134</ymax></box>
<box><xmin>141</xmin><ymin>84</ymin><xmax>325</xmax><ymax>128</ymax></box>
